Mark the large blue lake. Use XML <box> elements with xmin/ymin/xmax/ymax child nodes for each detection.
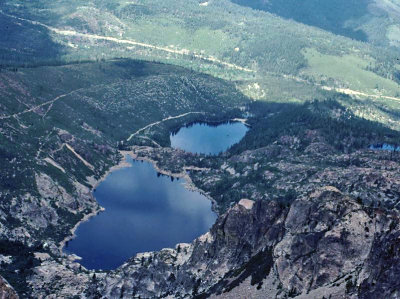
<box><xmin>64</xmin><ymin>157</ymin><xmax>216</xmax><ymax>270</ymax></box>
<box><xmin>64</xmin><ymin>122</ymin><xmax>247</xmax><ymax>270</ymax></box>
<box><xmin>171</xmin><ymin>121</ymin><xmax>248</xmax><ymax>155</ymax></box>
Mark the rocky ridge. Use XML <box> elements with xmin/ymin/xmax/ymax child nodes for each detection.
<box><xmin>23</xmin><ymin>139</ymin><xmax>400</xmax><ymax>298</ymax></box>
<box><xmin>81</xmin><ymin>185</ymin><xmax>399</xmax><ymax>298</ymax></box>
<box><xmin>0</xmin><ymin>276</ymin><xmax>18</xmax><ymax>299</ymax></box>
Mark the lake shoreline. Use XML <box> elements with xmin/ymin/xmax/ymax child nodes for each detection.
<box><xmin>170</xmin><ymin>121</ymin><xmax>248</xmax><ymax>155</ymax></box>
<box><xmin>128</xmin><ymin>147</ymin><xmax>219</xmax><ymax>214</ymax></box>
<box><xmin>62</xmin><ymin>119</ymin><xmax>245</xmax><ymax>257</ymax></box>
<box><xmin>60</xmin><ymin>148</ymin><xmax>217</xmax><ymax>269</ymax></box>
<box><xmin>59</xmin><ymin>151</ymin><xmax>133</xmax><ymax>256</ymax></box>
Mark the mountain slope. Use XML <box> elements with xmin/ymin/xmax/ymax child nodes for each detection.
<box><xmin>2</xmin><ymin>1</ymin><xmax>400</xmax><ymax>298</ymax></box>
<box><xmin>2</xmin><ymin>0</ymin><xmax>400</xmax><ymax>130</ymax></box>
<box><xmin>0</xmin><ymin>59</ymin><xmax>248</xmax><ymax>297</ymax></box>
<box><xmin>231</xmin><ymin>0</ymin><xmax>400</xmax><ymax>47</ymax></box>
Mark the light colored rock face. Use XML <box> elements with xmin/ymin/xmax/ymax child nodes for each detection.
<box><xmin>0</xmin><ymin>275</ymin><xmax>18</xmax><ymax>299</ymax></box>
<box><xmin>28</xmin><ymin>257</ymin><xmax>91</xmax><ymax>299</ymax></box>
<box><xmin>75</xmin><ymin>186</ymin><xmax>399</xmax><ymax>299</ymax></box>
<box><xmin>238</xmin><ymin>199</ymin><xmax>254</xmax><ymax>210</ymax></box>
<box><xmin>11</xmin><ymin>144</ymin><xmax>400</xmax><ymax>298</ymax></box>
<box><xmin>35</xmin><ymin>173</ymin><xmax>92</xmax><ymax>212</ymax></box>
<box><xmin>11</xmin><ymin>193</ymin><xmax>58</xmax><ymax>229</ymax></box>
<box><xmin>274</xmin><ymin>188</ymin><xmax>375</xmax><ymax>295</ymax></box>
<box><xmin>0</xmin><ymin>173</ymin><xmax>98</xmax><ymax>247</ymax></box>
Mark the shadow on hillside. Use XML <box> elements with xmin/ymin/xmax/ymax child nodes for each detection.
<box><xmin>228</xmin><ymin>97</ymin><xmax>400</xmax><ymax>154</ymax></box>
<box><xmin>231</xmin><ymin>0</ymin><xmax>369</xmax><ymax>42</ymax></box>
<box><xmin>0</xmin><ymin>12</ymin><xmax>64</xmax><ymax>67</ymax></box>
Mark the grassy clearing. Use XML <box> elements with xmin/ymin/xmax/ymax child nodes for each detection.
<box><xmin>387</xmin><ymin>24</ymin><xmax>400</xmax><ymax>47</ymax></box>
<box><xmin>236</xmin><ymin>74</ymin><xmax>322</xmax><ymax>103</ymax></box>
<box><xmin>302</xmin><ymin>48</ymin><xmax>400</xmax><ymax>97</ymax></box>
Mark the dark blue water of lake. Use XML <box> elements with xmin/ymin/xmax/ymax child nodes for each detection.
<box><xmin>64</xmin><ymin>156</ymin><xmax>216</xmax><ymax>270</ymax></box>
<box><xmin>370</xmin><ymin>143</ymin><xmax>400</xmax><ymax>151</ymax></box>
<box><xmin>170</xmin><ymin>121</ymin><xmax>248</xmax><ymax>155</ymax></box>
<box><xmin>65</xmin><ymin>122</ymin><xmax>248</xmax><ymax>270</ymax></box>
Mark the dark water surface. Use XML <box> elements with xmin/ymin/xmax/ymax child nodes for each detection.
<box><xmin>170</xmin><ymin>121</ymin><xmax>248</xmax><ymax>155</ymax></box>
<box><xmin>65</xmin><ymin>122</ymin><xmax>248</xmax><ymax>270</ymax></box>
<box><xmin>64</xmin><ymin>157</ymin><xmax>216</xmax><ymax>270</ymax></box>
<box><xmin>370</xmin><ymin>143</ymin><xmax>400</xmax><ymax>151</ymax></box>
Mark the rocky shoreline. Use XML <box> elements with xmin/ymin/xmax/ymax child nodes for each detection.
<box><xmin>29</xmin><ymin>139</ymin><xmax>400</xmax><ymax>299</ymax></box>
<box><xmin>127</xmin><ymin>147</ymin><xmax>220</xmax><ymax>213</ymax></box>
<box><xmin>59</xmin><ymin>151</ymin><xmax>133</xmax><ymax>256</ymax></box>
<box><xmin>58</xmin><ymin>206</ymin><xmax>105</xmax><ymax>256</ymax></box>
<box><xmin>59</xmin><ymin>147</ymin><xmax>218</xmax><ymax>261</ymax></box>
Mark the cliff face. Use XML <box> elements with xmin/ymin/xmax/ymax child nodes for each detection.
<box><xmin>24</xmin><ymin>142</ymin><xmax>400</xmax><ymax>298</ymax></box>
<box><xmin>0</xmin><ymin>276</ymin><xmax>18</xmax><ymax>299</ymax></box>
<box><xmin>96</xmin><ymin>196</ymin><xmax>285</xmax><ymax>298</ymax></box>
<box><xmin>91</xmin><ymin>186</ymin><xmax>400</xmax><ymax>298</ymax></box>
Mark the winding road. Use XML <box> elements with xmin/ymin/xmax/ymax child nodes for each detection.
<box><xmin>0</xmin><ymin>90</ymin><xmax>79</xmax><ymax>120</ymax></box>
<box><xmin>0</xmin><ymin>10</ymin><xmax>254</xmax><ymax>73</ymax></box>
<box><xmin>126</xmin><ymin>112</ymin><xmax>206</xmax><ymax>141</ymax></box>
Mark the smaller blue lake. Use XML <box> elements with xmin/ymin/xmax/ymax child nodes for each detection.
<box><xmin>170</xmin><ymin>121</ymin><xmax>248</xmax><ymax>155</ymax></box>
<box><xmin>370</xmin><ymin>143</ymin><xmax>400</xmax><ymax>151</ymax></box>
<box><xmin>64</xmin><ymin>157</ymin><xmax>216</xmax><ymax>270</ymax></box>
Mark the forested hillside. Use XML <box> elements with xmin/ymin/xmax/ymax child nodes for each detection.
<box><xmin>2</xmin><ymin>0</ymin><xmax>400</xmax><ymax>131</ymax></box>
<box><xmin>1</xmin><ymin>1</ymin><xmax>400</xmax><ymax>298</ymax></box>
<box><xmin>231</xmin><ymin>0</ymin><xmax>400</xmax><ymax>47</ymax></box>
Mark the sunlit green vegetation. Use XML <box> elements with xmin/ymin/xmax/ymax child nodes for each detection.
<box><xmin>231</xmin><ymin>0</ymin><xmax>400</xmax><ymax>47</ymax></box>
<box><xmin>0</xmin><ymin>1</ymin><xmax>398</xmax><ymax>89</ymax></box>
<box><xmin>302</xmin><ymin>48</ymin><xmax>400</xmax><ymax>97</ymax></box>
<box><xmin>2</xmin><ymin>0</ymin><xmax>400</xmax><ymax>131</ymax></box>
